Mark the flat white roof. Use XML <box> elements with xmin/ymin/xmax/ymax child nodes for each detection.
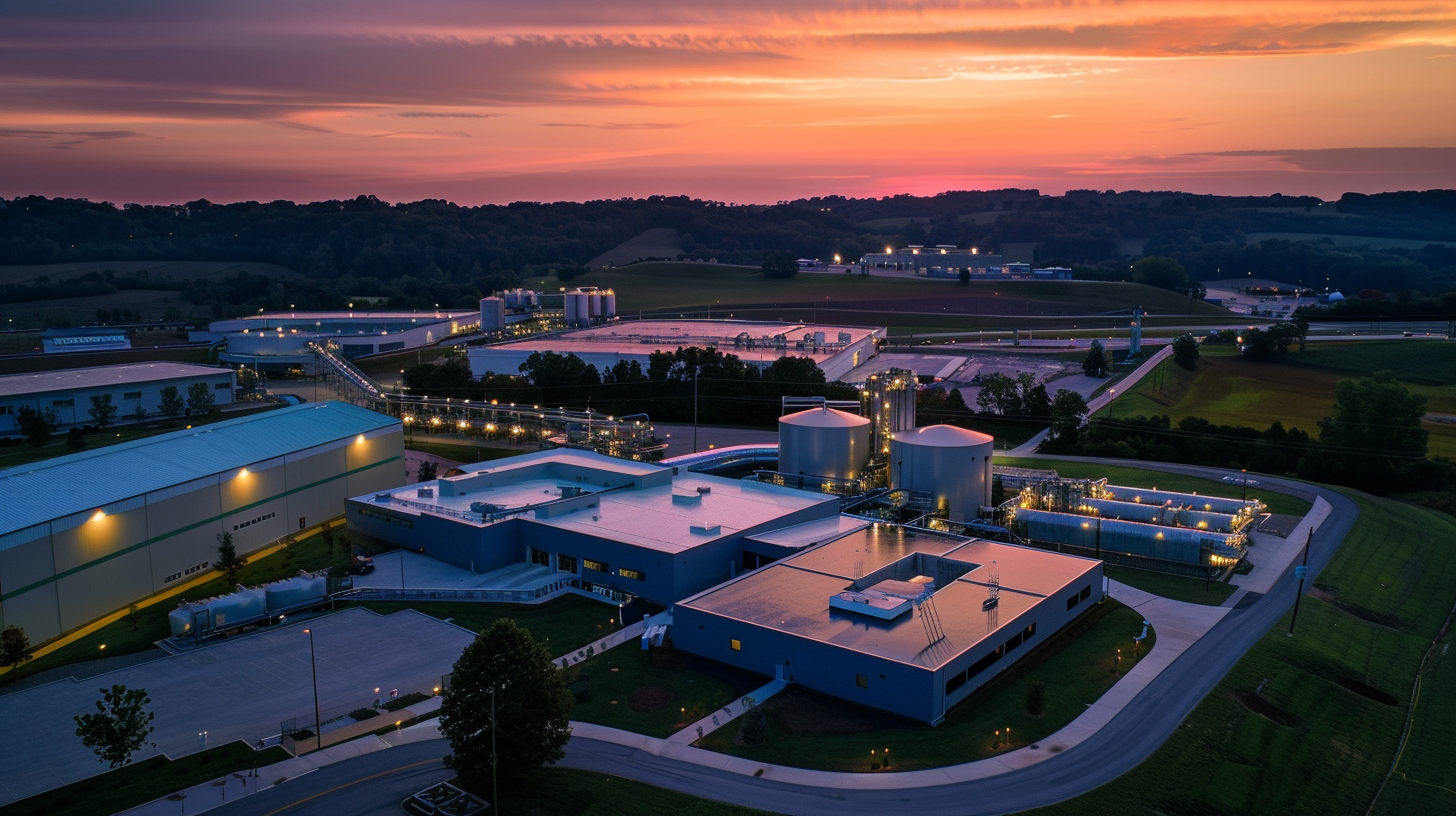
<box><xmin>0</xmin><ymin>363</ymin><xmax>233</xmax><ymax>399</ymax></box>
<box><xmin>484</xmin><ymin>320</ymin><xmax>878</xmax><ymax>362</ymax></box>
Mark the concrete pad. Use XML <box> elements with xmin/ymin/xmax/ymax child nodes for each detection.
<box><xmin>0</xmin><ymin>607</ymin><xmax>473</xmax><ymax>806</ymax></box>
<box><xmin>1232</xmin><ymin>498</ymin><xmax>1332</xmax><ymax>595</ymax></box>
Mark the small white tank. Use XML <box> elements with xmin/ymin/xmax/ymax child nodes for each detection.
<box><xmin>778</xmin><ymin>406</ymin><xmax>871</xmax><ymax>480</ymax></box>
<box><xmin>602</xmin><ymin>289</ymin><xmax>617</xmax><ymax>318</ymax></box>
<box><xmin>564</xmin><ymin>293</ymin><xmax>579</xmax><ymax>327</ymax></box>
<box><xmin>890</xmin><ymin>425</ymin><xmax>995</xmax><ymax>522</ymax></box>
<box><xmin>588</xmin><ymin>291</ymin><xmax>603</xmax><ymax>319</ymax></box>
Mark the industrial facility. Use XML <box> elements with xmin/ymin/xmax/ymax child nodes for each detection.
<box><xmin>194</xmin><ymin>309</ymin><xmax>477</xmax><ymax>374</ymax></box>
<box><xmin>0</xmin><ymin>362</ymin><xmax>237</xmax><ymax>435</ymax></box>
<box><xmin>468</xmin><ymin>319</ymin><xmax>881</xmax><ymax>381</ymax></box>
<box><xmin>0</xmin><ymin>402</ymin><xmax>403</xmax><ymax>644</ymax></box>
<box><xmin>345</xmin><ymin>449</ymin><xmax>841</xmax><ymax>606</ymax></box>
<box><xmin>1003</xmin><ymin>476</ymin><xmax>1261</xmax><ymax>569</ymax></box>
<box><xmin>673</xmin><ymin>523</ymin><xmax>1104</xmax><ymax>724</ymax></box>
<box><xmin>40</xmin><ymin>327</ymin><xmax>132</xmax><ymax>354</ymax></box>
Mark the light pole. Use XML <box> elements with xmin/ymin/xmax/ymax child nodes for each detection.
<box><xmin>1288</xmin><ymin>527</ymin><xmax>1313</xmax><ymax>636</ymax></box>
<box><xmin>303</xmin><ymin>628</ymin><xmax>322</xmax><ymax>752</ymax></box>
<box><xmin>1241</xmin><ymin>469</ymin><xmax>1248</xmax><ymax>502</ymax></box>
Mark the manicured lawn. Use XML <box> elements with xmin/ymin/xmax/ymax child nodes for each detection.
<box><xmin>1104</xmin><ymin>564</ymin><xmax>1235</xmax><ymax>606</ymax></box>
<box><xmin>697</xmin><ymin>601</ymin><xmax>1154</xmax><ymax>771</ymax></box>
<box><xmin>404</xmin><ymin>439</ymin><xmax>528</xmax><ymax>464</ymax></box>
<box><xmin>0</xmin><ymin>528</ymin><xmax>391</xmax><ymax>688</ymax></box>
<box><xmin>565</xmin><ymin>646</ymin><xmax>760</xmax><ymax>739</ymax></box>
<box><xmin>353</xmin><ymin>595</ymin><xmax>617</xmax><ymax>655</ymax></box>
<box><xmin>1000</xmin><ymin>456</ymin><xmax>1313</xmax><ymax>517</ymax></box>
<box><xmin>465</xmin><ymin>767</ymin><xmax>774</xmax><ymax>816</ymax></box>
<box><xmin>1024</xmin><ymin>491</ymin><xmax>1456</xmax><ymax>816</ymax></box>
<box><xmin>0</xmin><ymin>741</ymin><xmax>289</xmax><ymax>816</ymax></box>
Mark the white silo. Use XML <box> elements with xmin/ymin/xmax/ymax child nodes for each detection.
<box><xmin>480</xmin><ymin>297</ymin><xmax>506</xmax><ymax>332</ymax></box>
<box><xmin>588</xmin><ymin>291</ymin><xmax>603</xmax><ymax>320</ymax></box>
<box><xmin>564</xmin><ymin>293</ymin><xmax>580</xmax><ymax>327</ymax></box>
<box><xmin>890</xmin><ymin>425</ymin><xmax>995</xmax><ymax>522</ymax></box>
<box><xmin>602</xmin><ymin>289</ymin><xmax>617</xmax><ymax>318</ymax></box>
<box><xmin>778</xmin><ymin>406</ymin><xmax>871</xmax><ymax>481</ymax></box>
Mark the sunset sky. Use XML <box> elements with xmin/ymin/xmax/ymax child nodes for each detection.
<box><xmin>3</xmin><ymin>0</ymin><xmax>1454</xmax><ymax>204</ymax></box>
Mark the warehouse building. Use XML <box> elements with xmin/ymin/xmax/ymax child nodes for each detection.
<box><xmin>0</xmin><ymin>363</ymin><xmax>237</xmax><ymax>435</ymax></box>
<box><xmin>345</xmin><ymin>449</ymin><xmax>842</xmax><ymax>605</ymax></box>
<box><xmin>673</xmin><ymin>523</ymin><xmax>1104</xmax><ymax>724</ymax></box>
<box><xmin>192</xmin><ymin>309</ymin><xmax>476</xmax><ymax>374</ymax></box>
<box><xmin>468</xmin><ymin>320</ymin><xmax>881</xmax><ymax>382</ymax></box>
<box><xmin>0</xmin><ymin>402</ymin><xmax>403</xmax><ymax>644</ymax></box>
<box><xmin>40</xmin><ymin>327</ymin><xmax>132</xmax><ymax>354</ymax></box>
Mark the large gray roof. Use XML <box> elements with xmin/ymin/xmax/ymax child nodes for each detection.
<box><xmin>0</xmin><ymin>402</ymin><xmax>398</xmax><ymax>538</ymax></box>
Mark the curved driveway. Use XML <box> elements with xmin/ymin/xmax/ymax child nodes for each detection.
<box><xmin>557</xmin><ymin>460</ymin><xmax>1360</xmax><ymax>815</ymax></box>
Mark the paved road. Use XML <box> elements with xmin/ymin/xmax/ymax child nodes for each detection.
<box><xmin>209</xmin><ymin>740</ymin><xmax>451</xmax><ymax>816</ymax></box>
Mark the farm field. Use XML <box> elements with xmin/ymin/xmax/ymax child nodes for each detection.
<box><xmin>1026</xmin><ymin>491</ymin><xmax>1456</xmax><ymax>816</ymax></box>
<box><xmin>1100</xmin><ymin>342</ymin><xmax>1456</xmax><ymax>459</ymax></box>
<box><xmin>587</xmin><ymin>227</ymin><xmax>684</xmax><ymax>268</ymax></box>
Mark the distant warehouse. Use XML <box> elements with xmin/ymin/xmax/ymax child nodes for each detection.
<box><xmin>0</xmin><ymin>363</ymin><xmax>237</xmax><ymax>435</ymax></box>
<box><xmin>0</xmin><ymin>402</ymin><xmax>403</xmax><ymax>644</ymax></box>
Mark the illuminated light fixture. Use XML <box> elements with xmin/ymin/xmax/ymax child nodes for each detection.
<box><xmin>238</xmin><ymin>467</ymin><xmax>249</xmax><ymax>477</ymax></box>
<box><xmin>356</xmin><ymin>434</ymin><xmax>366</xmax><ymax>444</ymax></box>
<box><xmin>91</xmin><ymin>509</ymin><xmax>107</xmax><ymax>522</ymax></box>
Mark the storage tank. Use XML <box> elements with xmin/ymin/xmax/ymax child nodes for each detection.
<box><xmin>572</xmin><ymin>292</ymin><xmax>592</xmax><ymax>327</ymax></box>
<box><xmin>778</xmin><ymin>406</ymin><xmax>871</xmax><ymax>480</ymax></box>
<box><xmin>564</xmin><ymin>293</ymin><xmax>579</xmax><ymax>327</ymax></box>
<box><xmin>588</xmin><ymin>291</ymin><xmax>602</xmax><ymax>320</ymax></box>
<box><xmin>890</xmin><ymin>425</ymin><xmax>994</xmax><ymax>522</ymax></box>
<box><xmin>480</xmin><ymin>297</ymin><xmax>506</xmax><ymax>332</ymax></box>
<box><xmin>602</xmin><ymin>289</ymin><xmax>617</xmax><ymax>318</ymax></box>
<box><xmin>264</xmin><ymin>574</ymin><xmax>327</xmax><ymax>610</ymax></box>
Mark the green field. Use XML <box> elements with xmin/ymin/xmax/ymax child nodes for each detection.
<box><xmin>698</xmin><ymin>601</ymin><xmax>1154</xmax><ymax>772</ymax></box>
<box><xmin>1103</xmin><ymin>564</ymin><xmax>1236</xmax><ymax>606</ymax></box>
<box><xmin>588</xmin><ymin>227</ymin><xmax>684</xmax><ymax>268</ymax></box>
<box><xmin>564</xmin><ymin>646</ymin><xmax>750</xmax><ymax>739</ymax></box>
<box><xmin>0</xmin><ymin>741</ymin><xmax>289</xmax><ymax>816</ymax></box>
<box><xmin>353</xmin><ymin>596</ymin><xmax>615</xmax><ymax>655</ymax></box>
<box><xmin>1026</xmin><ymin>491</ymin><xmax>1456</xmax><ymax>816</ymax></box>
<box><xmin>999</xmin><ymin>457</ymin><xmax>1312</xmax><ymax>517</ymax></box>
<box><xmin>1100</xmin><ymin>342</ymin><xmax>1456</xmax><ymax>459</ymax></box>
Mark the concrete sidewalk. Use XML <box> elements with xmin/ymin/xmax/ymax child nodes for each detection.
<box><xmin>667</xmin><ymin>679</ymin><xmax>789</xmax><ymax>744</ymax></box>
<box><xmin>555</xmin><ymin>611</ymin><xmax>670</xmax><ymax>668</ymax></box>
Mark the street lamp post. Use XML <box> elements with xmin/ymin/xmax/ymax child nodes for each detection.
<box><xmin>303</xmin><ymin>628</ymin><xmax>322</xmax><ymax>752</ymax></box>
<box><xmin>1288</xmin><ymin>527</ymin><xmax>1314</xmax><ymax>636</ymax></box>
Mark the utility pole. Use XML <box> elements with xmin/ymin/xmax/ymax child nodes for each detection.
<box><xmin>303</xmin><ymin>629</ymin><xmax>322</xmax><ymax>752</ymax></box>
<box><xmin>491</xmin><ymin>685</ymin><xmax>499</xmax><ymax>811</ymax></box>
<box><xmin>692</xmin><ymin>369</ymin><xmax>700</xmax><ymax>454</ymax></box>
<box><xmin>1288</xmin><ymin>527</ymin><xmax>1313</xmax><ymax>636</ymax></box>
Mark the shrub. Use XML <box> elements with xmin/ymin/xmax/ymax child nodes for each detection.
<box><xmin>382</xmin><ymin>691</ymin><xmax>430</xmax><ymax>712</ymax></box>
<box><xmin>1025</xmin><ymin>680</ymin><xmax>1047</xmax><ymax>717</ymax></box>
<box><xmin>349</xmin><ymin>708</ymin><xmax>381</xmax><ymax>721</ymax></box>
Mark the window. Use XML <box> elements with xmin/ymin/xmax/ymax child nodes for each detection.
<box><xmin>1004</xmin><ymin>632</ymin><xmax>1024</xmax><ymax>653</ymax></box>
<box><xmin>1080</xmin><ymin>584</ymin><xmax>1092</xmax><ymax>602</ymax></box>
<box><xmin>0</xmin><ymin>405</ymin><xmax>12</xmax><ymax>415</ymax></box>
<box><xmin>556</xmin><ymin>554</ymin><xmax>577</xmax><ymax>574</ymax></box>
<box><xmin>1023</xmin><ymin>622</ymin><xmax>1037</xmax><ymax>640</ymax></box>
<box><xmin>856</xmin><ymin>674</ymin><xmax>869</xmax><ymax>689</ymax></box>
<box><xmin>619</xmin><ymin>568</ymin><xmax>646</xmax><ymax>581</ymax></box>
<box><xmin>583</xmin><ymin>559</ymin><xmax>609</xmax><ymax>573</ymax></box>
<box><xmin>530</xmin><ymin>549</ymin><xmax>551</xmax><ymax>567</ymax></box>
<box><xmin>123</xmin><ymin>391</ymin><xmax>141</xmax><ymax>401</ymax></box>
<box><xmin>53</xmin><ymin>398</ymin><xmax>74</xmax><ymax>407</ymax></box>
<box><xmin>214</xmin><ymin>382</ymin><xmax>230</xmax><ymax>390</ymax></box>
<box><xmin>730</xmin><ymin>639</ymin><xmax>741</xmax><ymax>651</ymax></box>
<box><xmin>1067</xmin><ymin>593</ymin><xmax>1080</xmax><ymax>611</ymax></box>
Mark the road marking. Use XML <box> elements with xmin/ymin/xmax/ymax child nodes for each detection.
<box><xmin>258</xmin><ymin>758</ymin><xmax>440</xmax><ymax>816</ymax></box>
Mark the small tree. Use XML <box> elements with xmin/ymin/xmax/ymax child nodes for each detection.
<box><xmin>74</xmin><ymin>684</ymin><xmax>157</xmax><ymax>768</ymax></box>
<box><xmin>157</xmin><ymin>386</ymin><xmax>185</xmax><ymax>421</ymax></box>
<box><xmin>1048</xmin><ymin>389</ymin><xmax>1089</xmax><ymax>447</ymax></box>
<box><xmin>185</xmin><ymin>382</ymin><xmax>216</xmax><ymax>416</ymax></box>
<box><xmin>1172</xmin><ymin>333</ymin><xmax>1200</xmax><ymax>370</ymax></box>
<box><xmin>1130</xmin><ymin>256</ymin><xmax>1189</xmax><ymax>291</ymax></box>
<box><xmin>417</xmin><ymin>460</ymin><xmax>439</xmax><ymax>482</ymax></box>
<box><xmin>958</xmin><ymin>268</ymin><xmax>971</xmax><ymax>285</ymax></box>
<box><xmin>1082</xmin><ymin>341</ymin><xmax>1108</xmax><ymax>377</ymax></box>
<box><xmin>740</xmin><ymin>705</ymin><xmax>767</xmax><ymax>745</ymax></box>
<box><xmin>66</xmin><ymin>427</ymin><xmax>88</xmax><ymax>449</ymax></box>
<box><xmin>16</xmin><ymin>405</ymin><xmax>60</xmax><ymax>447</ymax></box>
<box><xmin>1</xmin><ymin>625</ymin><xmax>32</xmax><ymax>668</ymax></box>
<box><xmin>440</xmin><ymin>620</ymin><xmax>573</xmax><ymax>789</ymax></box>
<box><xmin>125</xmin><ymin>604</ymin><xmax>142</xmax><ymax>632</ymax></box>
<box><xmin>760</xmin><ymin>251</ymin><xmax>799</xmax><ymax>279</ymax></box>
<box><xmin>1024</xmin><ymin>681</ymin><xmax>1047</xmax><ymax>717</ymax></box>
<box><xmin>88</xmin><ymin>393</ymin><xmax>118</xmax><ymax>428</ymax></box>
<box><xmin>216</xmin><ymin>531</ymin><xmax>246</xmax><ymax>584</ymax></box>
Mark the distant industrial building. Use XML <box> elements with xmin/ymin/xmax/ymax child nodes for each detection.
<box><xmin>40</xmin><ymin>327</ymin><xmax>132</xmax><ymax>354</ymax></box>
<box><xmin>193</xmin><ymin>309</ymin><xmax>477</xmax><ymax>374</ymax></box>
<box><xmin>479</xmin><ymin>289</ymin><xmax>552</xmax><ymax>333</ymax></box>
<box><xmin>860</xmin><ymin>246</ymin><xmax>1003</xmax><ymax>276</ymax></box>
<box><xmin>674</xmin><ymin>523</ymin><xmax>1104</xmax><ymax>724</ymax></box>
<box><xmin>0</xmin><ymin>402</ymin><xmax>403</xmax><ymax>643</ymax></box>
<box><xmin>346</xmin><ymin>449</ymin><xmax>842</xmax><ymax>605</ymax></box>
<box><xmin>0</xmin><ymin>363</ymin><xmax>237</xmax><ymax>434</ymax></box>
<box><xmin>468</xmin><ymin>320</ymin><xmax>881</xmax><ymax>381</ymax></box>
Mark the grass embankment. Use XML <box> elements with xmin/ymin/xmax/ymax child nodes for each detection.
<box><xmin>353</xmin><ymin>596</ymin><xmax>615</xmax><ymax>656</ymax></box>
<box><xmin>0</xmin><ymin>741</ymin><xmax>289</xmax><ymax>816</ymax></box>
<box><xmin>465</xmin><ymin>767</ymin><xmax>774</xmax><ymax>816</ymax></box>
<box><xmin>1025</xmin><ymin>491</ymin><xmax>1456</xmax><ymax>816</ymax></box>
<box><xmin>699</xmin><ymin>601</ymin><xmax>1153</xmax><ymax>772</ymax></box>
<box><xmin>1104</xmin><ymin>564</ymin><xmax>1236</xmax><ymax>606</ymax></box>
<box><xmin>999</xmin><ymin>457</ymin><xmax>1312</xmax><ymax>518</ymax></box>
<box><xmin>565</xmin><ymin>646</ymin><xmax>756</xmax><ymax>739</ymax></box>
<box><xmin>1099</xmin><ymin>341</ymin><xmax>1456</xmax><ymax>459</ymax></box>
<box><xmin>0</xmin><ymin>529</ymin><xmax>391</xmax><ymax>688</ymax></box>
<box><xmin>0</xmin><ymin>405</ymin><xmax>280</xmax><ymax>470</ymax></box>
<box><xmin>404</xmin><ymin>439</ymin><xmax>529</xmax><ymax>464</ymax></box>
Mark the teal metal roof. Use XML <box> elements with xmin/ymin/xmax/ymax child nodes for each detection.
<box><xmin>0</xmin><ymin>402</ymin><xmax>399</xmax><ymax>538</ymax></box>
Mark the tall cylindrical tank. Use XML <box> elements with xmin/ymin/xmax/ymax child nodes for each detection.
<box><xmin>890</xmin><ymin>425</ymin><xmax>995</xmax><ymax>522</ymax></box>
<box><xmin>602</xmin><ymin>289</ymin><xmax>617</xmax><ymax>318</ymax></box>
<box><xmin>572</xmin><ymin>292</ymin><xmax>591</xmax><ymax>327</ymax></box>
<box><xmin>564</xmin><ymin>293</ymin><xmax>579</xmax><ymax>327</ymax></box>
<box><xmin>588</xmin><ymin>291</ymin><xmax>602</xmax><ymax>319</ymax></box>
<box><xmin>480</xmin><ymin>297</ymin><xmax>505</xmax><ymax>332</ymax></box>
<box><xmin>778</xmin><ymin>406</ymin><xmax>871</xmax><ymax>480</ymax></box>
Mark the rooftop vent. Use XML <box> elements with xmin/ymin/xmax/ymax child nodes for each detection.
<box><xmin>696</xmin><ymin>486</ymin><xmax>712</xmax><ymax>495</ymax></box>
<box><xmin>416</xmin><ymin>487</ymin><xmax>433</xmax><ymax>498</ymax></box>
<box><xmin>690</xmin><ymin>522</ymin><xmax>721</xmax><ymax>535</ymax></box>
<box><xmin>672</xmin><ymin>492</ymin><xmax>703</xmax><ymax>506</ymax></box>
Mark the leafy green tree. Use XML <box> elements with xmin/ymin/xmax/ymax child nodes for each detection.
<box><xmin>1171</xmin><ymin>334</ymin><xmax>1200</xmax><ymax>370</ymax></box>
<box><xmin>740</xmin><ymin>705</ymin><xmax>768</xmax><ymax>745</ymax></box>
<box><xmin>1082</xmin><ymin>341</ymin><xmax>1108</xmax><ymax>377</ymax></box>
<box><xmin>417</xmin><ymin>460</ymin><xmax>439</xmax><ymax>482</ymax></box>
<box><xmin>185</xmin><ymin>382</ymin><xmax>216</xmax><ymax>416</ymax></box>
<box><xmin>440</xmin><ymin>620</ymin><xmax>572</xmax><ymax>788</ymax></box>
<box><xmin>157</xmin><ymin>386</ymin><xmax>185</xmax><ymax>420</ymax></box>
<box><xmin>1300</xmin><ymin>371</ymin><xmax>1427</xmax><ymax>489</ymax></box>
<box><xmin>958</xmin><ymin>268</ymin><xmax>971</xmax><ymax>285</ymax></box>
<box><xmin>216</xmin><ymin>531</ymin><xmax>246</xmax><ymax>584</ymax></box>
<box><xmin>67</xmin><ymin>427</ymin><xmax>88</xmax><ymax>449</ymax></box>
<box><xmin>1048</xmin><ymin>389</ymin><xmax>1089</xmax><ymax>446</ymax></box>
<box><xmin>1</xmin><ymin>625</ymin><xmax>32</xmax><ymax>668</ymax></box>
<box><xmin>88</xmin><ymin>393</ymin><xmax>118</xmax><ymax>428</ymax></box>
<box><xmin>518</xmin><ymin>351</ymin><xmax>602</xmax><ymax>392</ymax></box>
<box><xmin>74</xmin><ymin>684</ymin><xmax>157</xmax><ymax>768</ymax></box>
<box><xmin>16</xmin><ymin>406</ymin><xmax>60</xmax><ymax>447</ymax></box>
<box><xmin>1130</xmin><ymin>256</ymin><xmax>1189</xmax><ymax>291</ymax></box>
<box><xmin>760</xmin><ymin>251</ymin><xmax>799</xmax><ymax>279</ymax></box>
